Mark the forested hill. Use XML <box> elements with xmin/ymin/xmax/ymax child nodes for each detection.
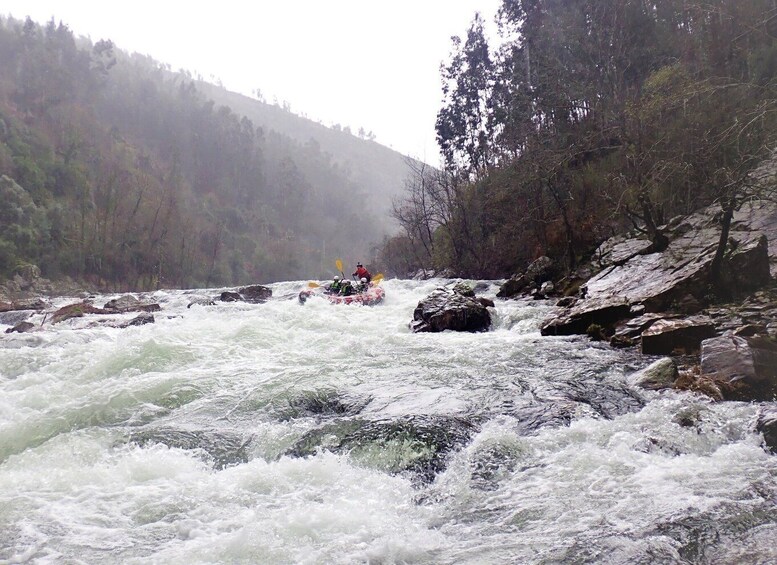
<box><xmin>0</xmin><ymin>15</ymin><xmax>413</xmax><ymax>290</ymax></box>
<box><xmin>381</xmin><ymin>0</ymin><xmax>777</xmax><ymax>280</ymax></box>
<box><xmin>195</xmin><ymin>82</ymin><xmax>414</xmax><ymax>220</ymax></box>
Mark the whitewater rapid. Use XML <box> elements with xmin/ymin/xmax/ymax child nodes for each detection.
<box><xmin>1</xmin><ymin>279</ymin><xmax>775</xmax><ymax>564</ymax></box>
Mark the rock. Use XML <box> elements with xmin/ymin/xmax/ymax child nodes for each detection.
<box><xmin>612</xmin><ymin>313</ymin><xmax>668</xmax><ymax>341</ymax></box>
<box><xmin>103</xmin><ymin>295</ymin><xmax>161</xmax><ymax>313</ymax></box>
<box><xmin>556</xmin><ymin>296</ymin><xmax>577</xmax><ymax>308</ymax></box>
<box><xmin>217</xmin><ymin>285</ymin><xmax>272</xmax><ymax>304</ymax></box>
<box><xmin>0</xmin><ymin>310</ymin><xmax>33</xmax><ymax>326</ymax></box>
<box><xmin>5</xmin><ymin>321</ymin><xmax>35</xmax><ymax>333</ymax></box>
<box><xmin>497</xmin><ymin>256</ymin><xmax>557</xmax><ymax>298</ymax></box>
<box><xmin>641</xmin><ymin>316</ymin><xmax>717</xmax><ymax>355</ymax></box>
<box><xmin>542</xmin><ymin>300</ymin><xmax>632</xmax><ymax>336</ymax></box>
<box><xmin>411</xmin><ymin>287</ymin><xmax>492</xmax><ymax>333</ymax></box>
<box><xmin>287</xmin><ymin>415</ymin><xmax>479</xmax><ymax>484</ymax></box>
<box><xmin>452</xmin><ymin>282</ymin><xmax>475</xmax><ymax>297</ymax></box>
<box><xmin>734</xmin><ymin>324</ymin><xmax>768</xmax><ymax>337</ymax></box>
<box><xmin>119</xmin><ymin>312</ymin><xmax>155</xmax><ymax>328</ymax></box>
<box><xmin>0</xmin><ymin>298</ymin><xmax>48</xmax><ymax>312</ymax></box>
<box><xmin>237</xmin><ymin>284</ymin><xmax>272</xmax><ymax>303</ymax></box>
<box><xmin>187</xmin><ymin>295</ymin><xmax>216</xmax><ymax>308</ymax></box>
<box><xmin>541</xmin><ymin>204</ymin><xmax>772</xmax><ymax>336</ymax></box>
<box><xmin>50</xmin><ymin>301</ymin><xmax>105</xmax><ymax>324</ymax></box>
<box><xmin>699</xmin><ymin>335</ymin><xmax>777</xmax><ymax>401</ymax></box>
<box><xmin>756</xmin><ymin>406</ymin><xmax>777</xmax><ymax>454</ymax></box>
<box><xmin>593</xmin><ymin>234</ymin><xmax>654</xmax><ymax>267</ymax></box>
<box><xmin>477</xmin><ymin>297</ymin><xmax>495</xmax><ymax>308</ymax></box>
<box><xmin>627</xmin><ymin>358</ymin><xmax>679</xmax><ymax>390</ymax></box>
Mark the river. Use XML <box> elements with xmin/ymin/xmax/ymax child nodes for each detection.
<box><xmin>1</xmin><ymin>279</ymin><xmax>775</xmax><ymax>564</ymax></box>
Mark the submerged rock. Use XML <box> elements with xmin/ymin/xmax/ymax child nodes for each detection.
<box><xmin>130</xmin><ymin>427</ymin><xmax>252</xmax><ymax>470</ymax></box>
<box><xmin>411</xmin><ymin>287</ymin><xmax>492</xmax><ymax>333</ymax></box>
<box><xmin>287</xmin><ymin>415</ymin><xmax>479</xmax><ymax>484</ymax></box>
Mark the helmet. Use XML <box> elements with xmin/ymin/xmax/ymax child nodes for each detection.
<box><xmin>357</xmin><ymin>263</ymin><xmax>363</xmax><ymax>267</ymax></box>
<box><xmin>361</xmin><ymin>277</ymin><xmax>367</xmax><ymax>283</ymax></box>
<box><xmin>333</xmin><ymin>275</ymin><xmax>340</xmax><ymax>281</ymax></box>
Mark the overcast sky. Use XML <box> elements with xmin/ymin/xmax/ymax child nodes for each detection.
<box><xmin>4</xmin><ymin>0</ymin><xmax>502</xmax><ymax>164</ymax></box>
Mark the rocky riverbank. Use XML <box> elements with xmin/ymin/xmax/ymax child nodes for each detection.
<box><xmin>497</xmin><ymin>199</ymin><xmax>777</xmax><ymax>410</ymax></box>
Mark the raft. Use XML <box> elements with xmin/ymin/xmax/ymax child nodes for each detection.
<box><xmin>298</xmin><ymin>283</ymin><xmax>385</xmax><ymax>306</ymax></box>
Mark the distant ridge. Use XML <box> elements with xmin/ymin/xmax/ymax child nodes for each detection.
<box><xmin>196</xmin><ymin>81</ymin><xmax>426</xmax><ymax>226</ymax></box>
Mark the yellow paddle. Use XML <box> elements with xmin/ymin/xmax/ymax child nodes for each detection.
<box><xmin>335</xmin><ymin>258</ymin><xmax>345</xmax><ymax>279</ymax></box>
<box><xmin>372</xmin><ymin>273</ymin><xmax>384</xmax><ymax>284</ymax></box>
<box><xmin>307</xmin><ymin>281</ymin><xmax>321</xmax><ymax>288</ymax></box>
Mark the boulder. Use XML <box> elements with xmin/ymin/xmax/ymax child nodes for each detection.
<box><xmin>497</xmin><ymin>256</ymin><xmax>557</xmax><ymax>298</ymax></box>
<box><xmin>411</xmin><ymin>287</ymin><xmax>492</xmax><ymax>333</ymax></box>
<box><xmin>699</xmin><ymin>335</ymin><xmax>777</xmax><ymax>401</ymax></box>
<box><xmin>5</xmin><ymin>321</ymin><xmax>35</xmax><ymax>333</ymax></box>
<box><xmin>237</xmin><ymin>284</ymin><xmax>272</xmax><ymax>303</ymax></box>
<box><xmin>756</xmin><ymin>406</ymin><xmax>777</xmax><ymax>454</ymax></box>
<box><xmin>218</xmin><ymin>285</ymin><xmax>272</xmax><ymax>304</ymax></box>
<box><xmin>627</xmin><ymin>358</ymin><xmax>679</xmax><ymax>390</ymax></box>
<box><xmin>541</xmin><ymin>204</ymin><xmax>772</xmax><ymax>336</ymax></box>
<box><xmin>0</xmin><ymin>310</ymin><xmax>33</xmax><ymax>327</ymax></box>
<box><xmin>50</xmin><ymin>301</ymin><xmax>106</xmax><ymax>324</ymax></box>
<box><xmin>119</xmin><ymin>312</ymin><xmax>155</xmax><ymax>328</ymax></box>
<box><xmin>640</xmin><ymin>316</ymin><xmax>717</xmax><ymax>355</ymax></box>
<box><xmin>103</xmin><ymin>295</ymin><xmax>160</xmax><ymax>313</ymax></box>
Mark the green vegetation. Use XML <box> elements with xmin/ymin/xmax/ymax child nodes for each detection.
<box><xmin>0</xmin><ymin>16</ymin><xmax>402</xmax><ymax>289</ymax></box>
<box><xmin>381</xmin><ymin>0</ymin><xmax>777</xmax><ymax>279</ymax></box>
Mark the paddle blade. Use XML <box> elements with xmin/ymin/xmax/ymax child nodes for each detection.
<box><xmin>372</xmin><ymin>273</ymin><xmax>384</xmax><ymax>284</ymax></box>
<box><xmin>307</xmin><ymin>281</ymin><xmax>320</xmax><ymax>288</ymax></box>
<box><xmin>336</xmin><ymin>258</ymin><xmax>343</xmax><ymax>272</ymax></box>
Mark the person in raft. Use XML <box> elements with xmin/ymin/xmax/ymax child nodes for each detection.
<box><xmin>326</xmin><ymin>275</ymin><xmax>342</xmax><ymax>294</ymax></box>
<box><xmin>352</xmin><ymin>262</ymin><xmax>371</xmax><ymax>283</ymax></box>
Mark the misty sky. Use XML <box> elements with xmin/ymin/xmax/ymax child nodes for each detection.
<box><xmin>3</xmin><ymin>0</ymin><xmax>502</xmax><ymax>164</ymax></box>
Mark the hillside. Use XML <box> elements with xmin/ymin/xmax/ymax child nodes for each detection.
<box><xmin>196</xmin><ymin>81</ymin><xmax>415</xmax><ymax>227</ymax></box>
<box><xmin>0</xmin><ymin>15</ymin><xmax>416</xmax><ymax>290</ymax></box>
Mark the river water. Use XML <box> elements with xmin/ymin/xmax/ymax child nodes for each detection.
<box><xmin>1</xmin><ymin>279</ymin><xmax>775</xmax><ymax>564</ymax></box>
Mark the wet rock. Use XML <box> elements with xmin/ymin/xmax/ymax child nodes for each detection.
<box><xmin>187</xmin><ymin>295</ymin><xmax>216</xmax><ymax>308</ymax></box>
<box><xmin>640</xmin><ymin>316</ymin><xmax>717</xmax><ymax>355</ymax></box>
<box><xmin>540</xmin><ymin>203</ymin><xmax>772</xmax><ymax>336</ymax></box>
<box><xmin>756</xmin><ymin>406</ymin><xmax>777</xmax><ymax>454</ymax></box>
<box><xmin>477</xmin><ymin>297</ymin><xmax>495</xmax><ymax>308</ymax></box>
<box><xmin>287</xmin><ymin>415</ymin><xmax>479</xmax><ymax>484</ymax></box>
<box><xmin>0</xmin><ymin>310</ymin><xmax>33</xmax><ymax>326</ymax></box>
<box><xmin>237</xmin><ymin>284</ymin><xmax>272</xmax><ymax>303</ymax></box>
<box><xmin>0</xmin><ymin>298</ymin><xmax>48</xmax><ymax>312</ymax></box>
<box><xmin>700</xmin><ymin>335</ymin><xmax>777</xmax><ymax>402</ymax></box>
<box><xmin>277</xmin><ymin>389</ymin><xmax>370</xmax><ymax>420</ymax></box>
<box><xmin>50</xmin><ymin>301</ymin><xmax>106</xmax><ymax>324</ymax></box>
<box><xmin>119</xmin><ymin>312</ymin><xmax>155</xmax><ymax>328</ymax></box>
<box><xmin>452</xmin><ymin>282</ymin><xmax>475</xmax><ymax>297</ymax></box>
<box><xmin>5</xmin><ymin>321</ymin><xmax>35</xmax><ymax>333</ymax></box>
<box><xmin>411</xmin><ymin>287</ymin><xmax>491</xmax><ymax>333</ymax></box>
<box><xmin>564</xmin><ymin>379</ymin><xmax>646</xmax><ymax>419</ymax></box>
<box><xmin>218</xmin><ymin>285</ymin><xmax>272</xmax><ymax>304</ymax></box>
<box><xmin>627</xmin><ymin>358</ymin><xmax>678</xmax><ymax>390</ymax></box>
<box><xmin>103</xmin><ymin>295</ymin><xmax>161</xmax><ymax>313</ymax></box>
<box><xmin>130</xmin><ymin>427</ymin><xmax>252</xmax><ymax>470</ymax></box>
<box><xmin>556</xmin><ymin>296</ymin><xmax>577</xmax><ymax>308</ymax></box>
<box><xmin>497</xmin><ymin>256</ymin><xmax>558</xmax><ymax>298</ymax></box>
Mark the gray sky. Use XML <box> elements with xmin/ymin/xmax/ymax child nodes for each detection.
<box><xmin>3</xmin><ymin>0</ymin><xmax>502</xmax><ymax>164</ymax></box>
